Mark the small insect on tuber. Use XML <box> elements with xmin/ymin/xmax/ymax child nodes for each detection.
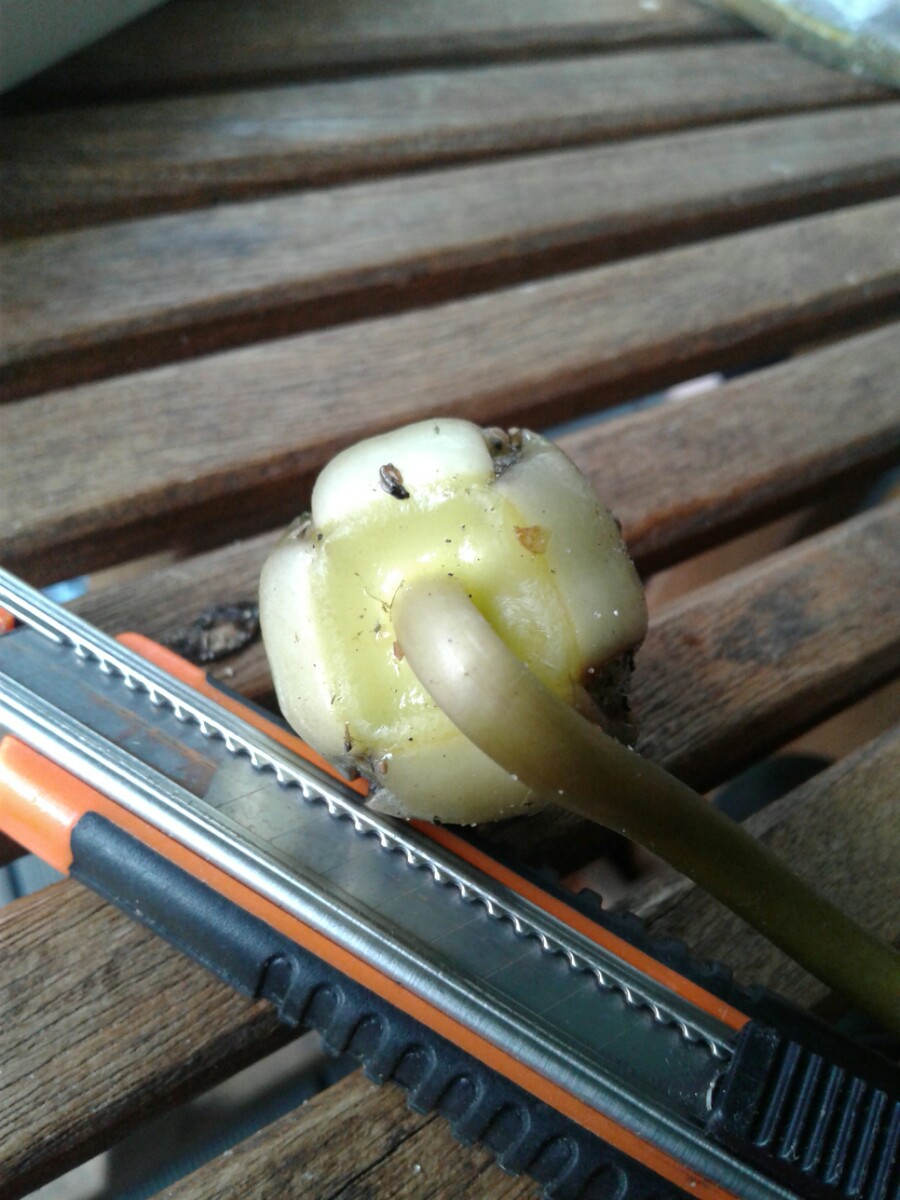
<box><xmin>260</xmin><ymin>417</ymin><xmax>900</xmax><ymax>1034</ymax></box>
<box><xmin>260</xmin><ymin>418</ymin><xmax>646</xmax><ymax>823</ymax></box>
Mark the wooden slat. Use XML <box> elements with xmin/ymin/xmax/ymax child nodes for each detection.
<box><xmin>624</xmin><ymin>729</ymin><xmax>900</xmax><ymax>1014</ymax></box>
<box><xmin>1</xmin><ymin>42</ymin><xmax>888</xmax><ymax>237</ymax></box>
<box><xmin>568</xmin><ymin>322</ymin><xmax>900</xmax><ymax>573</ymax></box>
<box><xmin>3</xmin><ymin>198</ymin><xmax>899</xmax><ymax>583</ymax></box>
<box><xmin>0</xmin><ymin>882</ymin><xmax>292</xmax><ymax>1197</ymax></box>
<box><xmin>4</xmin><ymin>104</ymin><xmax>899</xmax><ymax>397</ymax></box>
<box><xmin>2</xmin><ymin>725</ymin><xmax>894</xmax><ymax>1197</ymax></box>
<box><xmin>57</xmin><ymin>320</ymin><xmax>899</xmax><ymax>652</ymax></box>
<box><xmin>156</xmin><ymin>729</ymin><xmax>900</xmax><ymax>1200</ymax></box>
<box><xmin>16</xmin><ymin>0</ymin><xmax>748</xmax><ymax>101</ymax></box>
<box><xmin>636</xmin><ymin>503</ymin><xmax>900</xmax><ymax>788</ymax></box>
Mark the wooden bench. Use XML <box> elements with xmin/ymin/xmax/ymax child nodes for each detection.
<box><xmin>1</xmin><ymin>2</ymin><xmax>898</xmax><ymax>1196</ymax></box>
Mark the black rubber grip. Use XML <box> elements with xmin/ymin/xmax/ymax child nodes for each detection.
<box><xmin>708</xmin><ymin>1022</ymin><xmax>899</xmax><ymax>1200</ymax></box>
<box><xmin>478</xmin><ymin>850</ymin><xmax>898</xmax><ymax>1090</ymax></box>
<box><xmin>70</xmin><ymin>812</ymin><xmax>683</xmax><ymax>1200</ymax></box>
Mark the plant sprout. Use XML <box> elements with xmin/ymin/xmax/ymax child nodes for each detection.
<box><xmin>260</xmin><ymin>418</ymin><xmax>900</xmax><ymax>1034</ymax></box>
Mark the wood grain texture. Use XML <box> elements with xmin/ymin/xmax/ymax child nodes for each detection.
<box><xmin>16</xmin><ymin>0</ymin><xmax>748</xmax><ymax>100</ymax></box>
<box><xmin>53</xmin><ymin>319</ymin><xmax>899</xmax><ymax>653</ymax></box>
<box><xmin>0</xmin><ymin>882</ymin><xmax>294</xmax><ymax>1197</ymax></box>
<box><xmin>629</xmin><ymin>727</ymin><xmax>900</xmax><ymax>1011</ymax></box>
<box><xmin>635</xmin><ymin>501</ymin><xmax>900</xmax><ymax>789</ymax></box>
<box><xmin>157</xmin><ymin>1073</ymin><xmax>533</xmax><ymax>1200</ymax></box>
<box><xmin>4</xmin><ymin>198</ymin><xmax>899</xmax><ymax>583</ymax></box>
<box><xmin>565</xmin><ymin>322</ymin><xmax>900</xmax><ymax>573</ymax></box>
<box><xmin>155</xmin><ymin>730</ymin><xmax>900</xmax><ymax>1200</ymax></box>
<box><xmin>2</xmin><ymin>42</ymin><xmax>888</xmax><ymax>236</ymax></box>
<box><xmin>4</xmin><ymin>104</ymin><xmax>899</xmax><ymax>394</ymax></box>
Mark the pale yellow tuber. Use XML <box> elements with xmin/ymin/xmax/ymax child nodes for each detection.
<box><xmin>260</xmin><ymin>418</ymin><xmax>646</xmax><ymax>823</ymax></box>
<box><xmin>260</xmin><ymin>416</ymin><xmax>900</xmax><ymax>1034</ymax></box>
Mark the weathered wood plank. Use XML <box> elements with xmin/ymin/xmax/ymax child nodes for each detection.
<box><xmin>156</xmin><ymin>729</ymin><xmax>900</xmax><ymax>1200</ymax></box>
<box><xmin>636</xmin><ymin>502</ymin><xmax>900</xmax><ymax>790</ymax></box>
<box><xmin>2</xmin><ymin>42</ymin><xmax>887</xmax><ymax>237</ymax></box>
<box><xmin>16</xmin><ymin>0</ymin><xmax>748</xmax><ymax>102</ymax></box>
<box><xmin>57</xmin><ymin>319</ymin><xmax>899</xmax><ymax>651</ymax></box>
<box><xmin>569</xmin><ymin>322</ymin><xmax>900</xmax><ymax>574</ymax></box>
<box><xmin>3</xmin><ymin>199</ymin><xmax>899</xmax><ymax>582</ymax></box>
<box><xmin>157</xmin><ymin>1073</ymin><xmax>533</xmax><ymax>1200</ymax></box>
<box><xmin>624</xmin><ymin>728</ymin><xmax>900</xmax><ymax>1012</ymax></box>
<box><xmin>4</xmin><ymin>105</ymin><xmax>899</xmax><ymax>396</ymax></box>
<box><xmin>0</xmin><ymin>882</ymin><xmax>293</xmax><ymax>1197</ymax></box>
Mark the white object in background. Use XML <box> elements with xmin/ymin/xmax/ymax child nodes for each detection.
<box><xmin>0</xmin><ymin>0</ymin><xmax>169</xmax><ymax>92</ymax></box>
<box><xmin>716</xmin><ymin>0</ymin><xmax>900</xmax><ymax>86</ymax></box>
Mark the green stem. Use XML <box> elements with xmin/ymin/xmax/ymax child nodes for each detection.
<box><xmin>393</xmin><ymin>577</ymin><xmax>900</xmax><ymax>1035</ymax></box>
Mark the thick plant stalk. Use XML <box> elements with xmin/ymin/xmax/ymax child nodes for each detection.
<box><xmin>393</xmin><ymin>576</ymin><xmax>900</xmax><ymax>1036</ymax></box>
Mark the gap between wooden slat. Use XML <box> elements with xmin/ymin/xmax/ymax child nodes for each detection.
<box><xmin>3</xmin><ymin>197</ymin><xmax>898</xmax><ymax>582</ymax></box>
<box><xmin>3</xmin><ymin>104</ymin><xmax>899</xmax><ymax>398</ymax></box>
<box><xmin>1</xmin><ymin>722</ymin><xmax>894</xmax><ymax>1197</ymax></box>
<box><xmin>1</xmin><ymin>41</ymin><xmax>888</xmax><ymax>237</ymax></box>
<box><xmin>12</xmin><ymin>0</ymin><xmax>750</xmax><ymax>102</ymax></box>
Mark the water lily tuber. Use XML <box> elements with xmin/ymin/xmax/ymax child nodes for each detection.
<box><xmin>260</xmin><ymin>417</ymin><xmax>900</xmax><ymax>1034</ymax></box>
<box><xmin>260</xmin><ymin>418</ymin><xmax>647</xmax><ymax>824</ymax></box>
